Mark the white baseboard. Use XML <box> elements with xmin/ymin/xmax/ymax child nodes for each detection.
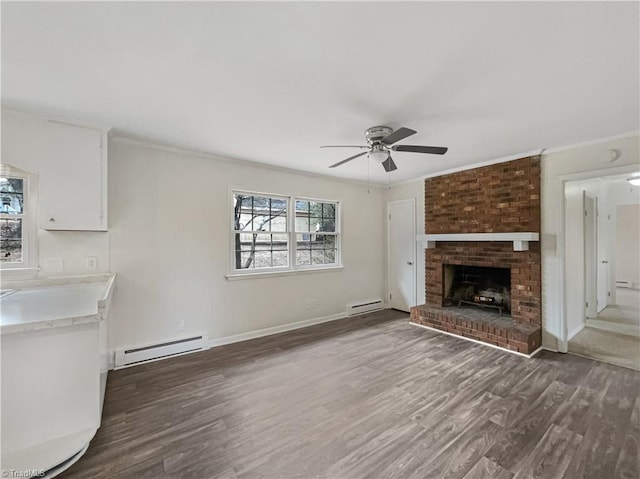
<box><xmin>107</xmin><ymin>308</ymin><xmax>391</xmax><ymax>370</ymax></box>
<box><xmin>208</xmin><ymin>311</ymin><xmax>347</xmax><ymax>348</ymax></box>
<box><xmin>411</xmin><ymin>322</ymin><xmax>542</xmax><ymax>358</ymax></box>
<box><xmin>567</xmin><ymin>322</ymin><xmax>585</xmax><ymax>341</ymax></box>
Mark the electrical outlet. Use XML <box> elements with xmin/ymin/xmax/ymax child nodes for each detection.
<box><xmin>86</xmin><ymin>256</ymin><xmax>98</xmax><ymax>271</ymax></box>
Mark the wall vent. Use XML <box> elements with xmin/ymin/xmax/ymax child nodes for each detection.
<box><xmin>346</xmin><ymin>299</ymin><xmax>384</xmax><ymax>316</ymax></box>
<box><xmin>114</xmin><ymin>334</ymin><xmax>209</xmax><ymax>369</ymax></box>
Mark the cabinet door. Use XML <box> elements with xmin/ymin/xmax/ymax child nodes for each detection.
<box><xmin>41</xmin><ymin>121</ymin><xmax>107</xmax><ymax>231</ymax></box>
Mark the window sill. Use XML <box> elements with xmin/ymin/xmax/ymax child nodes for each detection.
<box><xmin>0</xmin><ymin>267</ymin><xmax>40</xmax><ymax>281</ymax></box>
<box><xmin>226</xmin><ymin>265</ymin><xmax>344</xmax><ymax>281</ymax></box>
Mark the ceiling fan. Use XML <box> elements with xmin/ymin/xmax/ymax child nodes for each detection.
<box><xmin>322</xmin><ymin>126</ymin><xmax>448</xmax><ymax>172</ymax></box>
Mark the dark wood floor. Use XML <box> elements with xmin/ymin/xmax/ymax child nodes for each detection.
<box><xmin>61</xmin><ymin>310</ymin><xmax>640</xmax><ymax>479</ymax></box>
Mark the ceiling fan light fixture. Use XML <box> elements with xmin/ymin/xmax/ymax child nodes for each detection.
<box><xmin>368</xmin><ymin>149</ymin><xmax>389</xmax><ymax>163</ymax></box>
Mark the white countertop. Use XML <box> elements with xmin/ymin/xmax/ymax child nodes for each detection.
<box><xmin>0</xmin><ymin>274</ymin><xmax>116</xmax><ymax>334</ymax></box>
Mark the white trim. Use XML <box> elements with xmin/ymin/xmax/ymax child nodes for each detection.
<box><xmin>106</xmin><ymin>309</ymin><xmax>383</xmax><ymax>371</ymax></box>
<box><xmin>418</xmin><ymin>232</ymin><xmax>539</xmax><ymax>251</ymax></box>
<box><xmin>556</xmin><ymin>162</ymin><xmax>640</xmax><ymax>353</ymax></box>
<box><xmin>0</xmin><ymin>164</ymin><xmax>39</xmax><ymax>274</ymax></box>
<box><xmin>393</xmin><ymin>132</ymin><xmax>639</xmax><ymax>187</ymax></box>
<box><xmin>229</xmin><ymin>188</ymin><xmax>342</xmax><ymax>276</ymax></box>
<box><xmin>226</xmin><ymin>265</ymin><xmax>344</xmax><ymax>281</ymax></box>
<box><xmin>410</xmin><ymin>322</ymin><xmax>543</xmax><ymax>359</ymax></box>
<box><xmin>387</xmin><ymin>199</ymin><xmax>417</xmax><ymax>310</ymax></box>
<box><xmin>208</xmin><ymin>311</ymin><xmax>347</xmax><ymax>348</ymax></box>
<box><xmin>2</xmin><ymin>103</ymin><xmax>112</xmax><ymax>132</ymax></box>
<box><xmin>542</xmin><ymin>131</ymin><xmax>639</xmax><ymax>155</ymax></box>
<box><xmin>112</xmin><ymin>134</ymin><xmax>386</xmax><ymax>189</ymax></box>
<box><xmin>410</xmin><ymin>150</ymin><xmax>543</xmax><ymax>183</ymax></box>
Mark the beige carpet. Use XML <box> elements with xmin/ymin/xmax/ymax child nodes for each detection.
<box><xmin>569</xmin><ymin>327</ymin><xmax>640</xmax><ymax>370</ymax></box>
<box><xmin>570</xmin><ymin>289</ymin><xmax>640</xmax><ymax>370</ymax></box>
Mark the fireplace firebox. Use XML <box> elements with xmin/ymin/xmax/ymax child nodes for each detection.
<box><xmin>443</xmin><ymin>265</ymin><xmax>511</xmax><ymax>315</ymax></box>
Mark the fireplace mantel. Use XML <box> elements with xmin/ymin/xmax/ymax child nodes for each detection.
<box><xmin>416</xmin><ymin>232</ymin><xmax>539</xmax><ymax>251</ymax></box>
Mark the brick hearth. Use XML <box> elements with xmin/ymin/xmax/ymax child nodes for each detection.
<box><xmin>411</xmin><ymin>156</ymin><xmax>542</xmax><ymax>354</ymax></box>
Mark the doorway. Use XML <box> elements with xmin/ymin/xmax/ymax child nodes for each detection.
<box><xmin>565</xmin><ymin>175</ymin><xmax>640</xmax><ymax>370</ymax></box>
<box><xmin>387</xmin><ymin>199</ymin><xmax>416</xmax><ymax>312</ymax></box>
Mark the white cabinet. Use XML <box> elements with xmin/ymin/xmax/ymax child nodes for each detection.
<box><xmin>1</xmin><ymin>111</ymin><xmax>108</xmax><ymax>231</ymax></box>
<box><xmin>41</xmin><ymin>121</ymin><xmax>107</xmax><ymax>231</ymax></box>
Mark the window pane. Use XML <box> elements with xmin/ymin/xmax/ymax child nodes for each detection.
<box><xmin>295</xmin><ymin>200</ymin><xmax>309</xmax><ymax>213</ymax></box>
<box><xmin>322</xmin><ymin>203</ymin><xmax>335</xmax><ymax>218</ymax></box>
<box><xmin>296</xmin><ymin>216</ymin><xmax>310</xmax><ymax>232</ymax></box>
<box><xmin>1</xmin><ymin>218</ymin><xmax>22</xmax><ymax>262</ymax></box>
<box><xmin>269</xmin><ymin>213</ymin><xmax>287</xmax><ymax>232</ymax></box>
<box><xmin>296</xmin><ymin>233</ymin><xmax>312</xmax><ymax>248</ymax></box>
<box><xmin>324</xmin><ymin>249</ymin><xmax>337</xmax><ymax>264</ymax></box>
<box><xmin>0</xmin><ymin>178</ymin><xmax>24</xmax><ymax>215</ymax></box>
<box><xmin>311</xmin><ymin>251</ymin><xmax>324</xmax><ymax>265</ymax></box>
<box><xmin>234</xmin><ymin>194</ymin><xmax>288</xmax><ymax>233</ymax></box>
<box><xmin>317</xmin><ymin>217</ymin><xmax>336</xmax><ymax>233</ymax></box>
<box><xmin>235</xmin><ymin>232</ymin><xmax>288</xmax><ymax>270</ymax></box>
<box><xmin>271</xmin><ymin>234</ymin><xmax>288</xmax><ymax>250</ymax></box>
<box><xmin>271</xmin><ymin>250</ymin><xmax>289</xmax><ymax>267</ymax></box>
<box><xmin>296</xmin><ymin>249</ymin><xmax>311</xmax><ymax>265</ymax></box>
<box><xmin>323</xmin><ymin>235</ymin><xmax>336</xmax><ymax>249</ymax></box>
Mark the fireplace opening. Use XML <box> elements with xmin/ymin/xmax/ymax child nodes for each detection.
<box><xmin>443</xmin><ymin>265</ymin><xmax>511</xmax><ymax>315</ymax></box>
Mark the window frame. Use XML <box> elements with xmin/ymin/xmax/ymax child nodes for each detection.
<box><xmin>228</xmin><ymin>188</ymin><xmax>342</xmax><ymax>278</ymax></box>
<box><xmin>292</xmin><ymin>196</ymin><xmax>341</xmax><ymax>271</ymax></box>
<box><xmin>0</xmin><ymin>164</ymin><xmax>38</xmax><ymax>278</ymax></box>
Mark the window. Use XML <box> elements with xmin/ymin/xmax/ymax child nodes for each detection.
<box><xmin>0</xmin><ymin>164</ymin><xmax>36</xmax><ymax>275</ymax></box>
<box><xmin>231</xmin><ymin>190</ymin><xmax>340</xmax><ymax>275</ymax></box>
<box><xmin>233</xmin><ymin>193</ymin><xmax>289</xmax><ymax>270</ymax></box>
<box><xmin>295</xmin><ymin>199</ymin><xmax>338</xmax><ymax>266</ymax></box>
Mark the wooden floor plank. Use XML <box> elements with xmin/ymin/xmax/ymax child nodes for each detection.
<box><xmin>59</xmin><ymin>310</ymin><xmax>640</xmax><ymax>479</ymax></box>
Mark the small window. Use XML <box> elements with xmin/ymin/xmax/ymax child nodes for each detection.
<box><xmin>0</xmin><ymin>174</ymin><xmax>26</xmax><ymax>263</ymax></box>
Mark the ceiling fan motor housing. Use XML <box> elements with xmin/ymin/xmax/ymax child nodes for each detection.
<box><xmin>365</xmin><ymin>126</ymin><xmax>393</xmax><ymax>144</ymax></box>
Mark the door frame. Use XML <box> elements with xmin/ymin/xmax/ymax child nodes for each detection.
<box><xmin>583</xmin><ymin>192</ymin><xmax>598</xmax><ymax>319</ymax></box>
<box><xmin>387</xmin><ymin>198</ymin><xmax>417</xmax><ymax>310</ymax></box>
<box><xmin>556</xmin><ymin>163</ymin><xmax>638</xmax><ymax>352</ymax></box>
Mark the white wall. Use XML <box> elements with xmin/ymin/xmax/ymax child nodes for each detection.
<box><xmin>616</xmin><ymin>204</ymin><xmax>640</xmax><ymax>288</ymax></box>
<box><xmin>107</xmin><ymin>138</ymin><xmax>386</xmax><ymax>350</ymax></box>
<box><xmin>384</xmin><ymin>179</ymin><xmax>426</xmax><ymax>307</ymax></box>
<box><xmin>1</xmin><ymin>111</ymin><xmax>110</xmax><ymax>276</ymax></box>
<box><xmin>541</xmin><ymin>134</ymin><xmax>640</xmax><ymax>350</ymax></box>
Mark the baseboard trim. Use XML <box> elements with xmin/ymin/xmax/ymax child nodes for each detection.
<box><xmin>208</xmin><ymin>312</ymin><xmax>348</xmax><ymax>349</ymax></box>
<box><xmin>107</xmin><ymin>310</ymin><xmax>386</xmax><ymax>370</ymax></box>
<box><xmin>410</xmin><ymin>322</ymin><xmax>542</xmax><ymax>359</ymax></box>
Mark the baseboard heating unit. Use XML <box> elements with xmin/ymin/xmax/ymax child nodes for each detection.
<box><xmin>616</xmin><ymin>280</ymin><xmax>632</xmax><ymax>288</ymax></box>
<box><xmin>114</xmin><ymin>334</ymin><xmax>209</xmax><ymax>368</ymax></box>
<box><xmin>346</xmin><ymin>299</ymin><xmax>384</xmax><ymax>316</ymax></box>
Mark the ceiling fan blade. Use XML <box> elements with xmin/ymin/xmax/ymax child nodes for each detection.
<box><xmin>381</xmin><ymin>127</ymin><xmax>417</xmax><ymax>145</ymax></box>
<box><xmin>320</xmin><ymin>145</ymin><xmax>368</xmax><ymax>149</ymax></box>
<box><xmin>381</xmin><ymin>156</ymin><xmax>398</xmax><ymax>172</ymax></box>
<box><xmin>329</xmin><ymin>151</ymin><xmax>368</xmax><ymax>168</ymax></box>
<box><xmin>392</xmin><ymin>145</ymin><xmax>448</xmax><ymax>155</ymax></box>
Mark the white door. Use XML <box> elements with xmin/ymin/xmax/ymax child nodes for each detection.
<box><xmin>584</xmin><ymin>193</ymin><xmax>598</xmax><ymax>319</ymax></box>
<box><xmin>388</xmin><ymin>199</ymin><xmax>416</xmax><ymax>312</ymax></box>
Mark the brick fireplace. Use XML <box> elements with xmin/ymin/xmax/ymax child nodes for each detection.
<box><xmin>410</xmin><ymin>156</ymin><xmax>542</xmax><ymax>354</ymax></box>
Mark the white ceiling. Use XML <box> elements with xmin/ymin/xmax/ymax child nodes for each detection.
<box><xmin>2</xmin><ymin>1</ymin><xmax>638</xmax><ymax>184</ymax></box>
